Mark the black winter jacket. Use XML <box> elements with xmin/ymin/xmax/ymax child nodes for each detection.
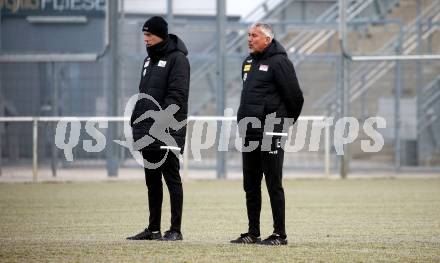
<box><xmin>237</xmin><ymin>39</ymin><xmax>304</xmax><ymax>139</ymax></box>
<box><xmin>131</xmin><ymin>34</ymin><xmax>190</xmax><ymax>152</ymax></box>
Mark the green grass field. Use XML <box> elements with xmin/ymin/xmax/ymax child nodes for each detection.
<box><xmin>0</xmin><ymin>178</ymin><xmax>439</xmax><ymax>262</ymax></box>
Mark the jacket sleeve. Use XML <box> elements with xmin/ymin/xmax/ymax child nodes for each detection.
<box><xmin>164</xmin><ymin>53</ymin><xmax>190</xmax><ymax>110</ymax></box>
<box><xmin>272</xmin><ymin>55</ymin><xmax>304</xmax><ymax>122</ymax></box>
<box><xmin>130</xmin><ymin>59</ymin><xmax>146</xmax><ymax>126</ymax></box>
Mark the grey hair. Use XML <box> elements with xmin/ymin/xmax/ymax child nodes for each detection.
<box><xmin>250</xmin><ymin>23</ymin><xmax>275</xmax><ymax>40</ymax></box>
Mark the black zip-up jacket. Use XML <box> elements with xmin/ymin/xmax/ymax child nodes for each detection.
<box><xmin>237</xmin><ymin>39</ymin><xmax>304</xmax><ymax>139</ymax></box>
<box><xmin>131</xmin><ymin>34</ymin><xmax>190</xmax><ymax>152</ymax></box>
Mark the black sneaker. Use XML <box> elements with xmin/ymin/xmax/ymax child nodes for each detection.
<box><xmin>230</xmin><ymin>233</ymin><xmax>261</xmax><ymax>244</ymax></box>
<box><xmin>126</xmin><ymin>228</ymin><xmax>162</xmax><ymax>240</ymax></box>
<box><xmin>159</xmin><ymin>230</ymin><xmax>183</xmax><ymax>241</ymax></box>
<box><xmin>258</xmin><ymin>233</ymin><xmax>288</xmax><ymax>246</ymax></box>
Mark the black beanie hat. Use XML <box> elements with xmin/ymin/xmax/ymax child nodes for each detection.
<box><xmin>142</xmin><ymin>16</ymin><xmax>168</xmax><ymax>40</ymax></box>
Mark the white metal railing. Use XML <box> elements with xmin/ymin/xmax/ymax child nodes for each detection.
<box><xmin>0</xmin><ymin>115</ymin><xmax>330</xmax><ymax>182</ymax></box>
<box><xmin>190</xmin><ymin>0</ymin><xmax>296</xmax><ymax>83</ymax></box>
<box><xmin>189</xmin><ymin>0</ymin><xmax>297</xmax><ymax>113</ymax></box>
<box><xmin>314</xmin><ymin>1</ymin><xmax>440</xmax><ymax>111</ymax></box>
<box><xmin>285</xmin><ymin>0</ymin><xmax>375</xmax><ymax>64</ymax></box>
<box><xmin>192</xmin><ymin>0</ymin><xmax>376</xmax><ymax>114</ymax></box>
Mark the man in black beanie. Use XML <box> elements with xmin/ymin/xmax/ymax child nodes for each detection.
<box><xmin>127</xmin><ymin>16</ymin><xmax>190</xmax><ymax>241</ymax></box>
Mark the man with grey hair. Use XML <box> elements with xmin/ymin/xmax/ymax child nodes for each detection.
<box><xmin>231</xmin><ymin>23</ymin><xmax>303</xmax><ymax>245</ymax></box>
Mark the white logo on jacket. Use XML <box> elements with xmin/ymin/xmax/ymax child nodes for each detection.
<box><xmin>259</xmin><ymin>64</ymin><xmax>269</xmax><ymax>71</ymax></box>
<box><xmin>158</xmin><ymin>60</ymin><xmax>167</xmax><ymax>67</ymax></box>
